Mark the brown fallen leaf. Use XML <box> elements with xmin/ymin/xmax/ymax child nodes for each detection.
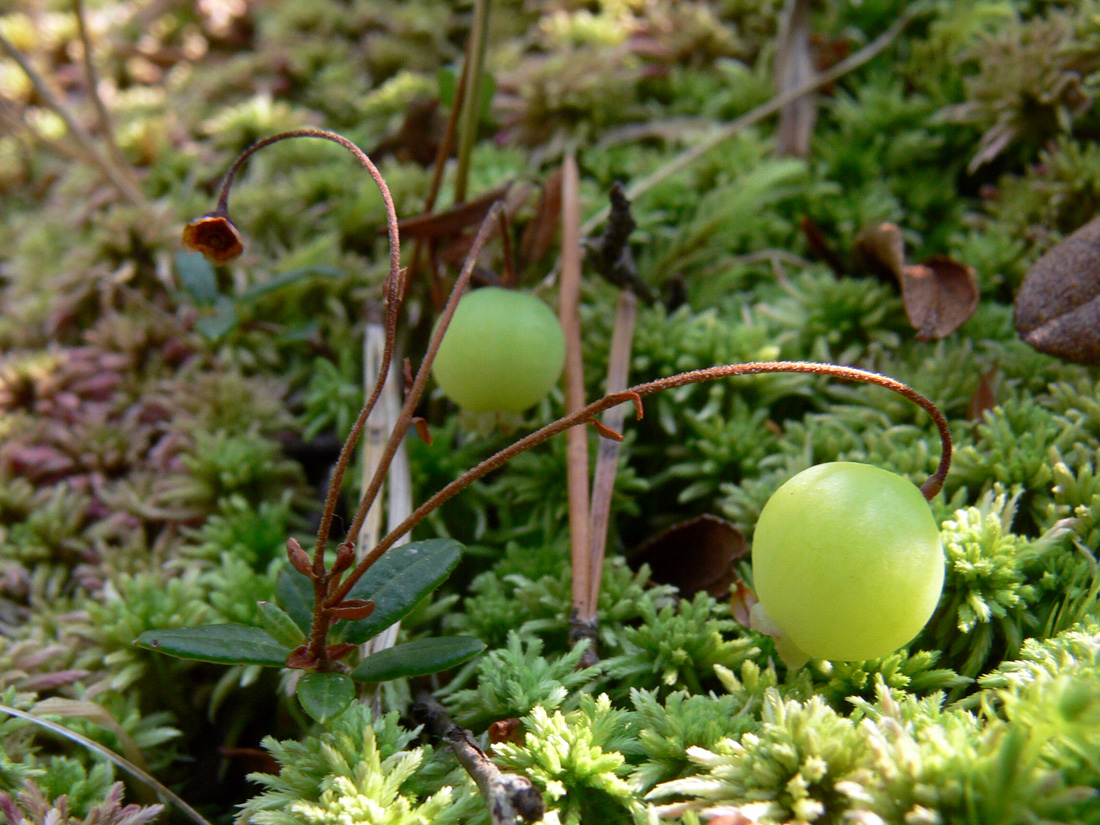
<box><xmin>1015</xmin><ymin>215</ymin><xmax>1100</xmax><ymax>364</ymax></box>
<box><xmin>371</xmin><ymin>99</ymin><xmax>443</xmax><ymax>167</ymax></box>
<box><xmin>627</xmin><ymin>514</ymin><xmax>747</xmax><ymax>599</ymax></box>
<box><xmin>519</xmin><ymin>165</ymin><xmax>563</xmax><ymax>269</ymax></box>
<box><xmin>397</xmin><ymin>186</ymin><xmax>512</xmax><ymax>241</ymax></box>
<box><xmin>901</xmin><ymin>256</ymin><xmax>979</xmax><ymax>341</ymax></box>
<box><xmin>855</xmin><ymin>223</ymin><xmax>979</xmax><ymax>339</ymax></box>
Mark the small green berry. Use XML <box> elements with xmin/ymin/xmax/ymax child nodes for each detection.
<box><xmin>751</xmin><ymin>462</ymin><xmax>944</xmax><ymax>662</ymax></box>
<box><xmin>432</xmin><ymin>287</ymin><xmax>566</xmax><ymax>414</ymax></box>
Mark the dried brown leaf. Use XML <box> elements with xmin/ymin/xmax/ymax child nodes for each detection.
<box><xmin>397</xmin><ymin>186</ymin><xmax>511</xmax><ymax>241</ymax></box>
<box><xmin>519</xmin><ymin>166</ymin><xmax>563</xmax><ymax>268</ymax></box>
<box><xmin>901</xmin><ymin>256</ymin><xmax>979</xmax><ymax>340</ymax></box>
<box><xmin>1015</xmin><ymin>215</ymin><xmax>1100</xmax><ymax>364</ymax></box>
<box><xmin>628</xmin><ymin>514</ymin><xmax>747</xmax><ymax>599</ymax></box>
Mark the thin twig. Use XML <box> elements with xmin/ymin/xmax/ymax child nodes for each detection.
<box><xmin>211</xmin><ymin>130</ymin><xmax>403</xmax><ymax>568</ymax></box>
<box><xmin>325</xmin><ymin>202</ymin><xmax>506</xmax><ymax>609</ymax></box>
<box><xmin>411</xmin><ymin>693</ymin><xmax>544</xmax><ymax>825</ymax></box>
<box><xmin>580</xmin><ymin>10</ymin><xmax>916</xmax><ymax>235</ymax></box>
<box><xmin>559</xmin><ymin>154</ymin><xmax>591</xmax><ymax>637</ymax></box>
<box><xmin>0</xmin><ymin>30</ymin><xmax>143</xmax><ymax>206</ymax></box>
<box><xmin>412</xmin><ymin>52</ymin><xmax>469</xmax><ymax>296</ymax></box>
<box><xmin>73</xmin><ymin>0</ymin><xmax>126</xmax><ymax>170</ymax></box>
<box><xmin>454</xmin><ymin>0</ymin><xmax>493</xmax><ymax>204</ymax></box>
<box><xmin>353</xmin><ymin>361</ymin><xmax>952</xmax><ymax>594</ymax></box>
<box><xmin>584</xmin><ymin>290</ymin><xmax>637</xmax><ymax>622</ymax></box>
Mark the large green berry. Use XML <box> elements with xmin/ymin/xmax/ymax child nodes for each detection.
<box><xmin>431</xmin><ymin>287</ymin><xmax>566</xmax><ymax>414</ymax></box>
<box><xmin>751</xmin><ymin>462</ymin><xmax>944</xmax><ymax>662</ymax></box>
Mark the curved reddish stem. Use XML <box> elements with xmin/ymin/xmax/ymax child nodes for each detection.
<box><xmin>328</xmin><ymin>360</ymin><xmax>952</xmax><ymax>606</ymax></box>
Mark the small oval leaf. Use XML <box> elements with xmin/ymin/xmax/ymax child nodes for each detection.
<box><xmin>338</xmin><ymin>539</ymin><xmax>464</xmax><ymax>644</ymax></box>
<box><xmin>258</xmin><ymin>602</ymin><xmax>306</xmax><ymax>648</ymax></box>
<box><xmin>349</xmin><ymin>637</ymin><xmax>486</xmax><ymax>683</ymax></box>
<box><xmin>296</xmin><ymin>672</ymin><xmax>355</xmax><ymax>724</ymax></box>
<box><xmin>133</xmin><ymin>625</ymin><xmax>289</xmax><ymax>666</ymax></box>
<box><xmin>276</xmin><ymin>564</ymin><xmax>316</xmax><ymax>633</ymax></box>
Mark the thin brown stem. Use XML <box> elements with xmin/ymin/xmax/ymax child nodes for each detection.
<box><xmin>410</xmin><ymin>54</ymin><xmax>469</xmax><ymax>293</ymax></box>
<box><xmin>0</xmin><ymin>30</ymin><xmax>143</xmax><ymax>206</ymax></box>
<box><xmin>325</xmin><ymin>201</ymin><xmax>507</xmax><ymax>610</ymax></box>
<box><xmin>73</xmin><ymin>0</ymin><xmax>126</xmax><ymax>170</ymax></box>
<box><xmin>213</xmin><ymin>130</ymin><xmax>403</xmax><ymax>565</ymax></box>
<box><xmin>334</xmin><ymin>361</ymin><xmax>952</xmax><ymax>607</ymax></box>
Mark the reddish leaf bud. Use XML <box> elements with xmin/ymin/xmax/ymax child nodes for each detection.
<box><xmin>287</xmin><ymin>538</ymin><xmax>312</xmax><ymax>577</ymax></box>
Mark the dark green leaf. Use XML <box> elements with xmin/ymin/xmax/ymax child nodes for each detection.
<box><xmin>133</xmin><ymin>625</ymin><xmax>289</xmax><ymax>666</ymax></box>
<box><xmin>258</xmin><ymin>601</ymin><xmax>306</xmax><ymax>647</ymax></box>
<box><xmin>176</xmin><ymin>251</ymin><xmax>219</xmax><ymax>306</ymax></box>
<box><xmin>276</xmin><ymin>564</ymin><xmax>315</xmax><ymax>634</ymax></box>
<box><xmin>296</xmin><ymin>672</ymin><xmax>355</xmax><ymax>723</ymax></box>
<box><xmin>338</xmin><ymin>539</ymin><xmax>463</xmax><ymax>644</ymax></box>
<box><xmin>239</xmin><ymin>266</ymin><xmax>346</xmax><ymax>302</ymax></box>
<box><xmin>350</xmin><ymin>637</ymin><xmax>485</xmax><ymax>683</ymax></box>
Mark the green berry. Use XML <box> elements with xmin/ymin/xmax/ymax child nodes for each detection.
<box><xmin>751</xmin><ymin>462</ymin><xmax>944</xmax><ymax>662</ymax></box>
<box><xmin>431</xmin><ymin>287</ymin><xmax>566</xmax><ymax>414</ymax></box>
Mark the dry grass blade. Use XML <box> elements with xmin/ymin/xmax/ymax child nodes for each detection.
<box><xmin>559</xmin><ymin>154</ymin><xmax>592</xmax><ymax>630</ymax></box>
<box><xmin>581</xmin><ymin>11</ymin><xmax>916</xmax><ymax>235</ymax></box>
<box><xmin>0</xmin><ymin>30</ymin><xmax>143</xmax><ymax>206</ymax></box>
<box><xmin>0</xmin><ymin>703</ymin><xmax>212</xmax><ymax>825</ymax></box>
<box><xmin>585</xmin><ymin>290</ymin><xmax>637</xmax><ymax>620</ymax></box>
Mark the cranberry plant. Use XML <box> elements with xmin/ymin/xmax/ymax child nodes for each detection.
<box><xmin>134</xmin><ymin>129</ymin><xmax>956</xmax><ymax>726</ymax></box>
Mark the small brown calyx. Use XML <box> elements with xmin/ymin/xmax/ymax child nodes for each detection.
<box><xmin>182</xmin><ymin>212</ymin><xmax>244</xmax><ymax>264</ymax></box>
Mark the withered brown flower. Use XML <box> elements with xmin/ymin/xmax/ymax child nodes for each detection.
<box><xmin>182</xmin><ymin>212</ymin><xmax>244</xmax><ymax>264</ymax></box>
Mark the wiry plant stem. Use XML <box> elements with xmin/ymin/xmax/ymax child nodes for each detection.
<box><xmin>335</xmin><ymin>201</ymin><xmax>505</xmax><ymax>576</ymax></box>
<box><xmin>330</xmin><ymin>361</ymin><xmax>952</xmax><ymax>608</ymax></box>
<box><xmin>0</xmin><ymin>30</ymin><xmax>143</xmax><ymax>206</ymax></box>
<box><xmin>73</xmin><ymin>0</ymin><xmax>126</xmax><ymax>171</ymax></box>
<box><xmin>213</xmin><ymin>129</ymin><xmax>403</xmax><ymax>567</ymax></box>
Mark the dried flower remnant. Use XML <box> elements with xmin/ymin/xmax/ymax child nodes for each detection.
<box><xmin>1015</xmin><ymin>214</ymin><xmax>1100</xmax><ymax>364</ymax></box>
<box><xmin>181</xmin><ymin>212</ymin><xmax>244</xmax><ymax>264</ymax></box>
